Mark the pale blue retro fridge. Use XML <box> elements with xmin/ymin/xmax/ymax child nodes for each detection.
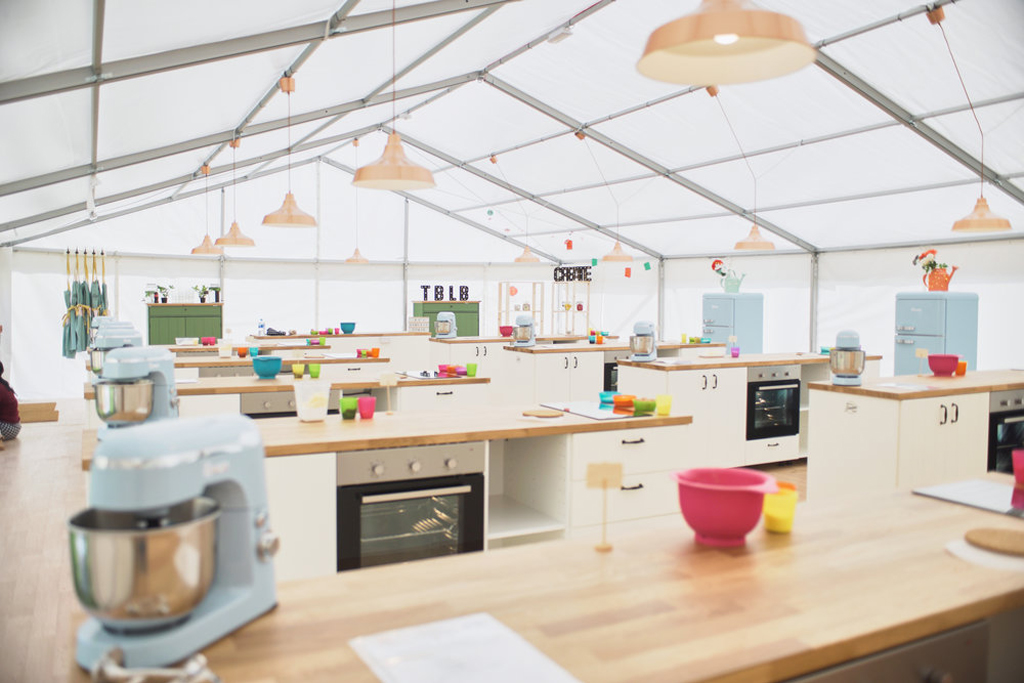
<box><xmin>702</xmin><ymin>293</ymin><xmax>764</xmax><ymax>353</ymax></box>
<box><xmin>894</xmin><ymin>292</ymin><xmax>978</xmax><ymax>375</ymax></box>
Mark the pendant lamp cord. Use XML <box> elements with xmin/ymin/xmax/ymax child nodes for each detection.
<box><xmin>937</xmin><ymin>23</ymin><xmax>984</xmax><ymax>198</ymax></box>
<box><xmin>392</xmin><ymin>0</ymin><xmax>397</xmax><ymax>126</ymax></box>
<box><xmin>232</xmin><ymin>142</ymin><xmax>237</xmax><ymax>222</ymax></box>
<box><xmin>354</xmin><ymin>140</ymin><xmax>360</xmax><ymax>251</ymax></box>
<box><xmin>715</xmin><ymin>95</ymin><xmax>758</xmax><ymax>228</ymax></box>
<box><xmin>582</xmin><ymin>136</ymin><xmax>621</xmax><ymax>241</ymax></box>
<box><xmin>204</xmin><ymin>167</ymin><xmax>210</xmax><ymax>238</ymax></box>
<box><xmin>286</xmin><ymin>87</ymin><xmax>292</xmax><ymax>192</ymax></box>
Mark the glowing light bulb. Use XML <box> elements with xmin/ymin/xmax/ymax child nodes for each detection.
<box><xmin>714</xmin><ymin>33</ymin><xmax>739</xmax><ymax>45</ymax></box>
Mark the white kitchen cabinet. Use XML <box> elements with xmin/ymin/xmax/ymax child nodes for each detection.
<box><xmin>264</xmin><ymin>452</ymin><xmax>337</xmax><ymax>582</ymax></box>
<box><xmin>745</xmin><ymin>435</ymin><xmax>798</xmax><ymax>465</ymax></box>
<box><xmin>896</xmin><ymin>392</ymin><xmax>988</xmax><ymax>490</ymax></box>
<box><xmin>396</xmin><ymin>382</ymin><xmax>489</xmax><ymax>412</ymax></box>
<box><xmin>666</xmin><ymin>367</ymin><xmax>747</xmax><ymax>468</ymax></box>
<box><xmin>530</xmin><ymin>352</ymin><xmax>604</xmax><ymax>404</ymax></box>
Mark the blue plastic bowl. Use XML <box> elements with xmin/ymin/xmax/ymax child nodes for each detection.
<box><xmin>599</xmin><ymin>391</ymin><xmax>619</xmax><ymax>405</ymax></box>
<box><xmin>339</xmin><ymin>322</ymin><xmax>356</xmax><ymax>334</ymax></box>
<box><xmin>252</xmin><ymin>356</ymin><xmax>282</xmax><ymax>379</ymax></box>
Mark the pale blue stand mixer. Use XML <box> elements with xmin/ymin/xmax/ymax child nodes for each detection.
<box><xmin>92</xmin><ymin>346</ymin><xmax>179</xmax><ymax>430</ymax></box>
<box><xmin>434</xmin><ymin>311</ymin><xmax>457</xmax><ymax>339</ymax></box>
<box><xmin>629</xmin><ymin>321</ymin><xmax>657</xmax><ymax>362</ymax></box>
<box><xmin>89</xmin><ymin>320</ymin><xmax>143</xmax><ymax>378</ymax></box>
<box><xmin>513</xmin><ymin>313</ymin><xmax>536</xmax><ymax>347</ymax></box>
<box><xmin>69</xmin><ymin>414</ymin><xmax>279</xmax><ymax>670</ymax></box>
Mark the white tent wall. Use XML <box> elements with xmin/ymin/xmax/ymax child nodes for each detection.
<box><xmin>662</xmin><ymin>254</ymin><xmax>813</xmax><ymax>351</ymax></box>
<box><xmin>817</xmin><ymin>241</ymin><xmax>1024</xmax><ymax>376</ymax></box>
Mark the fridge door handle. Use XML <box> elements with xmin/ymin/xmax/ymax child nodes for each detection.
<box><xmin>896</xmin><ymin>338</ymin><xmax>915</xmax><ymax>345</ymax></box>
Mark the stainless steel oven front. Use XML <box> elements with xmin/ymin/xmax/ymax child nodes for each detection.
<box><xmin>337</xmin><ymin>442</ymin><xmax>485</xmax><ymax>571</ymax></box>
<box><xmin>989</xmin><ymin>389</ymin><xmax>1024</xmax><ymax>473</ymax></box>
<box><xmin>746</xmin><ymin>365</ymin><xmax>801</xmax><ymax>441</ymax></box>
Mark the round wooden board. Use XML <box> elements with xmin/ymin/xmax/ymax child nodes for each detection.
<box><xmin>964</xmin><ymin>528</ymin><xmax>1024</xmax><ymax>557</ymax></box>
<box><xmin>522</xmin><ymin>409</ymin><xmax>564</xmax><ymax>418</ymax></box>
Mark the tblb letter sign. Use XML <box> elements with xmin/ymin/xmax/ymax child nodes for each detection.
<box><xmin>553</xmin><ymin>266</ymin><xmax>592</xmax><ymax>282</ymax></box>
<box><xmin>421</xmin><ymin>285</ymin><xmax>470</xmax><ymax>301</ymax></box>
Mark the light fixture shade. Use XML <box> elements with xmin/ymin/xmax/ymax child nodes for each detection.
<box><xmin>215</xmin><ymin>221</ymin><xmax>256</xmax><ymax>247</ymax></box>
<box><xmin>191</xmin><ymin>234</ymin><xmax>223</xmax><ymax>255</ymax></box>
<box><xmin>262</xmin><ymin>192</ymin><xmax>317</xmax><ymax>227</ymax></box>
<box><xmin>352</xmin><ymin>133</ymin><xmax>435</xmax><ymax>190</ymax></box>
<box><xmin>514</xmin><ymin>245</ymin><xmax>540</xmax><ymax>263</ymax></box>
<box><xmin>637</xmin><ymin>0</ymin><xmax>816</xmax><ymax>85</ymax></box>
<box><xmin>346</xmin><ymin>247</ymin><xmax>369</xmax><ymax>263</ymax></box>
<box><xmin>601</xmin><ymin>240</ymin><xmax>633</xmax><ymax>262</ymax></box>
<box><xmin>734</xmin><ymin>224</ymin><xmax>776</xmax><ymax>250</ymax></box>
<box><xmin>951</xmin><ymin>197</ymin><xmax>1011</xmax><ymax>232</ymax></box>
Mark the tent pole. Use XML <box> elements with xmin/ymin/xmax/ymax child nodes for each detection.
<box><xmin>657</xmin><ymin>258</ymin><xmax>665</xmax><ymax>339</ymax></box>
<box><xmin>315</xmin><ymin>160</ymin><xmax>322</xmax><ymax>331</ymax></box>
<box><xmin>809</xmin><ymin>253</ymin><xmax>819</xmax><ymax>353</ymax></box>
<box><xmin>403</xmin><ymin>198</ymin><xmax>410</xmax><ymax>329</ymax></box>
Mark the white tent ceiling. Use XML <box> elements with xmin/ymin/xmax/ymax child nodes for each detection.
<box><xmin>1</xmin><ymin>0</ymin><xmax>1022</xmax><ymax>259</ymax></box>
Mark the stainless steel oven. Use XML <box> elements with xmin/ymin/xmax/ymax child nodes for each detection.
<box><xmin>989</xmin><ymin>389</ymin><xmax>1024</xmax><ymax>473</ymax></box>
<box><xmin>747</xmin><ymin>365</ymin><xmax>801</xmax><ymax>441</ymax></box>
<box><xmin>337</xmin><ymin>442</ymin><xmax>485</xmax><ymax>571</ymax></box>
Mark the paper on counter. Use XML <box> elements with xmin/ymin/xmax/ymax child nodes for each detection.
<box><xmin>175</xmin><ymin>378</ymin><xmax>199</xmax><ymax>384</ymax></box>
<box><xmin>946</xmin><ymin>539</ymin><xmax>1024</xmax><ymax>572</ymax></box>
<box><xmin>349</xmin><ymin>613</ymin><xmax>581</xmax><ymax>683</ymax></box>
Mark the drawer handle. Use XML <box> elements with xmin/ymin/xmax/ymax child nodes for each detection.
<box><xmin>621</xmin><ymin>438</ymin><xmax>645</xmax><ymax>445</ymax></box>
<box><xmin>620</xmin><ymin>483</ymin><xmax>644</xmax><ymax>491</ymax></box>
<box><xmin>347</xmin><ymin>367</ymin><xmax>361</xmax><ymax>371</ymax></box>
<box><xmin>766</xmin><ymin>442</ymin><xmax>780</xmax><ymax>447</ymax></box>
<box><xmin>436</xmin><ymin>391</ymin><xmax>453</xmax><ymax>396</ymax></box>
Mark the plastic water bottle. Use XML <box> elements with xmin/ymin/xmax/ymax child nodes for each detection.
<box><xmin>258</xmin><ymin>318</ymin><xmax>265</xmax><ymax>336</ymax></box>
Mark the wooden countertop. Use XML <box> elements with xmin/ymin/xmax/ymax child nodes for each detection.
<box><xmin>167</xmin><ymin>344</ymin><xmax>330</xmax><ymax>353</ymax></box>
<box><xmin>429</xmin><ymin>335</ymin><xmax>592</xmax><ymax>344</ymax></box>
<box><xmin>251</xmin><ymin>332</ymin><xmax>429</xmax><ymax>339</ymax></box>
<box><xmin>59</xmin><ymin>475</ymin><xmax>1024</xmax><ymax>682</ymax></box>
<box><xmin>81</xmin><ymin>406</ymin><xmax>692</xmax><ymax>467</ymax></box>
<box><xmin>145</xmin><ymin>302</ymin><xmax>222</xmax><ymax>306</ymax></box>
<box><xmin>809</xmin><ymin>369</ymin><xmax>1024</xmax><ymax>400</ymax></box>
<box><xmin>83</xmin><ymin>376</ymin><xmax>491</xmax><ymax>400</ymax></box>
<box><xmin>503</xmin><ymin>342</ymin><xmax>720</xmax><ymax>354</ymax></box>
<box><xmin>172</xmin><ymin>355</ymin><xmax>389</xmax><ymax>368</ymax></box>
<box><xmin>619</xmin><ymin>351</ymin><xmax>883</xmax><ymax>371</ymax></box>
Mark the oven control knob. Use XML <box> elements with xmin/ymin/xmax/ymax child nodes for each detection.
<box><xmin>371</xmin><ymin>463</ymin><xmax>385</xmax><ymax>477</ymax></box>
<box><xmin>263</xmin><ymin>401</ymin><xmax>272</xmax><ymax>409</ymax></box>
<box><xmin>409</xmin><ymin>460</ymin><xmax>422</xmax><ymax>473</ymax></box>
<box><xmin>257</xmin><ymin>531</ymin><xmax>280</xmax><ymax>561</ymax></box>
<box><xmin>445</xmin><ymin>458</ymin><xmax>458</xmax><ymax>470</ymax></box>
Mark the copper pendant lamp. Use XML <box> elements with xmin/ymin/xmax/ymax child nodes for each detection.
<box><xmin>929</xmin><ymin>8</ymin><xmax>1011</xmax><ymax>233</ymax></box>
<box><xmin>734</xmin><ymin>224</ymin><xmax>775</xmax><ymax>250</ymax></box>
<box><xmin>637</xmin><ymin>0</ymin><xmax>815</xmax><ymax>86</ymax></box>
<box><xmin>192</xmin><ymin>165</ymin><xmax>224</xmax><ymax>255</ymax></box>
<box><xmin>263</xmin><ymin>77</ymin><xmax>317</xmax><ymax>227</ymax></box>
<box><xmin>346</xmin><ymin>139</ymin><xmax>370</xmax><ymax>263</ymax></box>
<box><xmin>353</xmin><ymin>1</ymin><xmax>435</xmax><ymax>191</ymax></box>
<box><xmin>216</xmin><ymin>139</ymin><xmax>256</xmax><ymax>247</ymax></box>
<box><xmin>601</xmin><ymin>240</ymin><xmax>633</xmax><ymax>262</ymax></box>
<box><xmin>514</xmin><ymin>245</ymin><xmax>540</xmax><ymax>263</ymax></box>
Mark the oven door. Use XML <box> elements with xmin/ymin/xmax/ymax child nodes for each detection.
<box><xmin>747</xmin><ymin>379</ymin><xmax>801</xmax><ymax>440</ymax></box>
<box><xmin>337</xmin><ymin>473</ymin><xmax>484</xmax><ymax>571</ymax></box>
<box><xmin>989</xmin><ymin>410</ymin><xmax>1024</xmax><ymax>473</ymax></box>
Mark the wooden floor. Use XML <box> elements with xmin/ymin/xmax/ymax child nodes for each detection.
<box><xmin>0</xmin><ymin>402</ymin><xmax>809</xmax><ymax>682</ymax></box>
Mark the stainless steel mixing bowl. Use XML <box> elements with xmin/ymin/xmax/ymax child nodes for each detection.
<box><xmin>630</xmin><ymin>335</ymin><xmax>655</xmax><ymax>356</ymax></box>
<box><xmin>829</xmin><ymin>349</ymin><xmax>866</xmax><ymax>376</ymax></box>
<box><xmin>68</xmin><ymin>496</ymin><xmax>220</xmax><ymax>631</ymax></box>
<box><xmin>435</xmin><ymin>320</ymin><xmax>452</xmax><ymax>336</ymax></box>
<box><xmin>513</xmin><ymin>325</ymin><xmax>532</xmax><ymax>342</ymax></box>
<box><xmin>94</xmin><ymin>379</ymin><xmax>154</xmax><ymax>425</ymax></box>
<box><xmin>89</xmin><ymin>349</ymin><xmax>106</xmax><ymax>374</ymax></box>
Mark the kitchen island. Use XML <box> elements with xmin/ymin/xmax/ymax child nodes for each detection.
<box><xmin>808</xmin><ymin>369</ymin><xmax>1024</xmax><ymax>501</ymax></box>
<box><xmin>54</xmin><ymin>472</ymin><xmax>1024</xmax><ymax>682</ymax></box>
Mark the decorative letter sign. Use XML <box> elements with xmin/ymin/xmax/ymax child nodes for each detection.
<box><xmin>553</xmin><ymin>265</ymin><xmax>592</xmax><ymax>282</ymax></box>
<box><xmin>420</xmin><ymin>285</ymin><xmax>471</xmax><ymax>301</ymax></box>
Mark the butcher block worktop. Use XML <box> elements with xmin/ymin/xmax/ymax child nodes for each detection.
<box><xmin>165</xmin><ymin>343</ymin><xmax>329</xmax><ymax>353</ymax></box>
<box><xmin>81</xmin><ymin>406</ymin><xmax>692</xmax><ymax>467</ymax></box>
<box><xmin>503</xmin><ymin>342</ymin><xmax>718</xmax><ymax>354</ymax></box>
<box><xmin>82</xmin><ymin>375</ymin><xmax>490</xmax><ymax>399</ymax></box>
<box><xmin>619</xmin><ymin>351</ymin><xmax>882</xmax><ymax>370</ymax></box>
<box><xmin>57</xmin><ymin>474</ymin><xmax>1024</xmax><ymax>682</ymax></box>
<box><xmin>809</xmin><ymin>369</ymin><xmax>1024</xmax><ymax>400</ymax></box>
<box><xmin>172</xmin><ymin>354</ymin><xmax>388</xmax><ymax>369</ymax></box>
<box><xmin>429</xmin><ymin>335</ymin><xmax>594</xmax><ymax>344</ymax></box>
<box><xmin>251</xmin><ymin>331</ymin><xmax>429</xmax><ymax>339</ymax></box>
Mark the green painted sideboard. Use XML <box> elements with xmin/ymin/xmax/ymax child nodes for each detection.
<box><xmin>412</xmin><ymin>301</ymin><xmax>479</xmax><ymax>337</ymax></box>
<box><xmin>147</xmin><ymin>303</ymin><xmax>223</xmax><ymax>344</ymax></box>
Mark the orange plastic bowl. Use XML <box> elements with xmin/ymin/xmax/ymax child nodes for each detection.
<box><xmin>612</xmin><ymin>394</ymin><xmax>635</xmax><ymax>409</ymax></box>
<box><xmin>672</xmin><ymin>468</ymin><xmax>778</xmax><ymax>547</ymax></box>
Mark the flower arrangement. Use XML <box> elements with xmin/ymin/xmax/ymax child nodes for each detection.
<box><xmin>711</xmin><ymin>259</ymin><xmax>727</xmax><ymax>277</ymax></box>
<box><xmin>912</xmin><ymin>249</ymin><xmax>947</xmax><ymax>274</ymax></box>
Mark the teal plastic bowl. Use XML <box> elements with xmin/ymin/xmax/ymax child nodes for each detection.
<box><xmin>252</xmin><ymin>356</ymin><xmax>282</xmax><ymax>379</ymax></box>
<box><xmin>599</xmin><ymin>391</ymin><xmax>619</xmax><ymax>405</ymax></box>
<box><xmin>339</xmin><ymin>322</ymin><xmax>356</xmax><ymax>334</ymax></box>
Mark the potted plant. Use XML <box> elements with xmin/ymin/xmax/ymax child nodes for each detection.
<box><xmin>209</xmin><ymin>285</ymin><xmax>222</xmax><ymax>303</ymax></box>
<box><xmin>193</xmin><ymin>284</ymin><xmax>210</xmax><ymax>303</ymax></box>
<box><xmin>144</xmin><ymin>288</ymin><xmax>158</xmax><ymax>304</ymax></box>
<box><xmin>156</xmin><ymin>285</ymin><xmax>174</xmax><ymax>303</ymax></box>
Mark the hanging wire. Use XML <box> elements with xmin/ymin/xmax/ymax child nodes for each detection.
<box><xmin>581</xmin><ymin>134</ymin><xmax>621</xmax><ymax>240</ymax></box>
<box><xmin>714</xmin><ymin>94</ymin><xmax>758</xmax><ymax>227</ymax></box>
<box><xmin>286</xmin><ymin>85</ymin><xmax>293</xmax><ymax>192</ymax></box>
<box><xmin>936</xmin><ymin>22</ymin><xmax>985</xmax><ymax>198</ymax></box>
<box><xmin>232</xmin><ymin>140</ymin><xmax>238</xmax><ymax>222</ymax></box>
<box><xmin>392</xmin><ymin>0</ymin><xmax>397</xmax><ymax>126</ymax></box>
<box><xmin>354</xmin><ymin>139</ymin><xmax>360</xmax><ymax>251</ymax></box>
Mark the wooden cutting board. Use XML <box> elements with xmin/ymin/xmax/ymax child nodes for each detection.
<box><xmin>964</xmin><ymin>528</ymin><xmax>1024</xmax><ymax>557</ymax></box>
<box><xmin>522</xmin><ymin>409</ymin><xmax>564</xmax><ymax>418</ymax></box>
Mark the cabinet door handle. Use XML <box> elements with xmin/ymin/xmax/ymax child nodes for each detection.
<box><xmin>767</xmin><ymin>442</ymin><xmax>780</xmax><ymax>447</ymax></box>
<box><xmin>712</xmin><ymin>374</ymin><xmax>718</xmax><ymax>390</ymax></box>
<box><xmin>620</xmin><ymin>483</ymin><xmax>644</xmax><ymax>491</ymax></box>
<box><xmin>621</xmin><ymin>438</ymin><xmax>646</xmax><ymax>445</ymax></box>
<box><xmin>483</xmin><ymin>347</ymin><xmax>487</xmax><ymax>356</ymax></box>
<box><xmin>951</xmin><ymin>402</ymin><xmax>959</xmax><ymax>424</ymax></box>
<box><xmin>573</xmin><ymin>356</ymin><xmax>579</xmax><ymax>369</ymax></box>
<box><xmin>939</xmin><ymin>404</ymin><xmax>948</xmax><ymax>425</ymax></box>
<box><xmin>564</xmin><ymin>356</ymin><xmax>569</xmax><ymax>369</ymax></box>
<box><xmin>347</xmin><ymin>367</ymin><xmax>361</xmax><ymax>371</ymax></box>
<box><xmin>702</xmin><ymin>375</ymin><xmax>708</xmax><ymax>390</ymax></box>
<box><xmin>436</xmin><ymin>391</ymin><xmax>454</xmax><ymax>396</ymax></box>
<box><xmin>475</xmin><ymin>346</ymin><xmax>479</xmax><ymax>357</ymax></box>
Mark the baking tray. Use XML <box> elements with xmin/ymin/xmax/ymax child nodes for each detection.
<box><xmin>540</xmin><ymin>401</ymin><xmax>637</xmax><ymax>421</ymax></box>
<box><xmin>913</xmin><ymin>479</ymin><xmax>1024</xmax><ymax>518</ymax></box>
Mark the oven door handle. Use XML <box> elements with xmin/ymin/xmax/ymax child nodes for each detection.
<box><xmin>754</xmin><ymin>383</ymin><xmax>799</xmax><ymax>391</ymax></box>
<box><xmin>363</xmin><ymin>485</ymin><xmax>472</xmax><ymax>504</ymax></box>
<box><xmin>1003</xmin><ymin>416</ymin><xmax>1024</xmax><ymax>424</ymax></box>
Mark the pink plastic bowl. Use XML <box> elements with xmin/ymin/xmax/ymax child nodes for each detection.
<box><xmin>672</xmin><ymin>468</ymin><xmax>778</xmax><ymax>547</ymax></box>
<box><xmin>928</xmin><ymin>354</ymin><xmax>959</xmax><ymax>377</ymax></box>
<box><xmin>499</xmin><ymin>325</ymin><xmax>514</xmax><ymax>337</ymax></box>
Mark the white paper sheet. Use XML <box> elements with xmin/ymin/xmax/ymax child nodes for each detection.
<box><xmin>946</xmin><ymin>539</ymin><xmax>1024</xmax><ymax>572</ymax></box>
<box><xmin>349</xmin><ymin>613</ymin><xmax>581</xmax><ymax>683</ymax></box>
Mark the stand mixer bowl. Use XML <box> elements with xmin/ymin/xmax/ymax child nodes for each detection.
<box><xmin>94</xmin><ymin>379</ymin><xmax>155</xmax><ymax>425</ymax></box>
<box><xmin>435</xmin><ymin>320</ymin><xmax>452</xmax><ymax>336</ymax></box>
<box><xmin>630</xmin><ymin>335</ymin><xmax>654</xmax><ymax>356</ymax></box>
<box><xmin>68</xmin><ymin>497</ymin><xmax>220</xmax><ymax>631</ymax></box>
<box><xmin>829</xmin><ymin>349</ymin><xmax>866</xmax><ymax>377</ymax></box>
<box><xmin>513</xmin><ymin>326</ymin><xmax>532</xmax><ymax>342</ymax></box>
